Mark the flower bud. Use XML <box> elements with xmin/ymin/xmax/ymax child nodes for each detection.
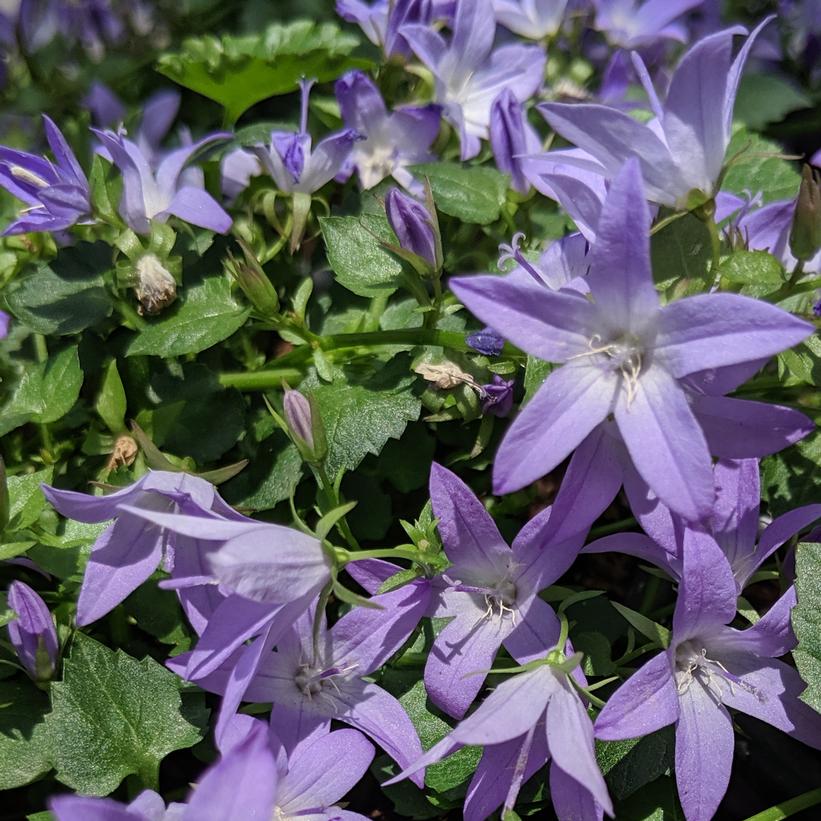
<box><xmin>489</xmin><ymin>89</ymin><xmax>538</xmax><ymax>195</ymax></box>
<box><xmin>284</xmin><ymin>388</ymin><xmax>326</xmax><ymax>464</ymax></box>
<box><xmin>385</xmin><ymin>188</ymin><xmax>439</xmax><ymax>271</ymax></box>
<box><xmin>134</xmin><ymin>253</ymin><xmax>176</xmax><ymax>315</ymax></box>
<box><xmin>467</xmin><ymin>327</ymin><xmax>505</xmax><ymax>357</ymax></box>
<box><xmin>790</xmin><ymin>164</ymin><xmax>821</xmax><ymax>262</ymax></box>
<box><xmin>7</xmin><ymin>581</ymin><xmax>59</xmax><ymax>683</ymax></box>
<box><xmin>226</xmin><ymin>240</ymin><xmax>280</xmax><ymax>317</ymax></box>
<box><xmin>481</xmin><ymin>375</ymin><xmax>515</xmax><ymax>417</ymax></box>
<box><xmin>0</xmin><ymin>310</ymin><xmax>10</xmax><ymax>340</ymax></box>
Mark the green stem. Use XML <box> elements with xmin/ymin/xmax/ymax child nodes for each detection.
<box><xmin>33</xmin><ymin>335</ymin><xmax>54</xmax><ymax>455</ymax></box>
<box><xmin>743</xmin><ymin>788</ymin><xmax>821</xmax><ymax>821</ymax></box>
<box><xmin>649</xmin><ymin>210</ymin><xmax>687</xmax><ymax>236</ymax></box>
<box><xmin>706</xmin><ymin>215</ymin><xmax>722</xmax><ymax>277</ymax></box>
<box><xmin>341</xmin><ymin>547</ymin><xmax>421</xmax><ymax>563</ymax></box>
<box><xmin>589</xmin><ymin>517</ymin><xmax>637</xmax><ymax>538</ymax></box>
<box><xmin>220</xmin><ymin>367</ymin><xmax>307</xmax><ymax>390</ymax></box>
<box><xmin>640</xmin><ymin>576</ymin><xmax>661</xmax><ymax>615</ymax></box>
<box><xmin>314</xmin><ymin>465</ymin><xmax>360</xmax><ymax>550</ymax></box>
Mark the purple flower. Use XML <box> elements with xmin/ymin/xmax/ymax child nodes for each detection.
<box><xmin>539</xmin><ymin>18</ymin><xmax>772</xmax><ymax>208</ymax></box>
<box><xmin>0</xmin><ymin>309</ymin><xmax>10</xmax><ymax>338</ymax></box>
<box><xmin>450</xmin><ymin>161</ymin><xmax>813</xmax><ymax>521</ymax></box>
<box><xmin>335</xmin><ymin>70</ymin><xmax>439</xmax><ymax>192</ymax></box>
<box><xmin>385</xmin><ymin>187</ymin><xmax>439</xmax><ymax>268</ymax></box>
<box><xmin>253</xmin><ymin>79</ymin><xmax>360</xmax><ymax>196</ymax></box>
<box><xmin>481</xmin><ymin>374</ymin><xmax>515</xmax><ymax>416</ymax></box>
<box><xmin>220</xmin><ymin>148</ymin><xmax>262</xmax><ymax>201</ymax></box>
<box><xmin>50</xmin><ymin>789</ymin><xmax>181</xmax><ymax>821</ymax></box>
<box><xmin>585</xmin><ymin>458</ymin><xmax>821</xmax><ymax>593</ymax></box>
<box><xmin>42</xmin><ymin>470</ymin><xmax>250</xmax><ymax>626</ymax></box>
<box><xmin>93</xmin><ymin>128</ymin><xmax>231</xmax><ymax>235</ymax></box>
<box><xmin>489</xmin><ymin>89</ymin><xmax>541</xmax><ymax>195</ymax></box>
<box><xmin>422</xmin><ymin>463</ymin><xmax>583</xmax><ymax>717</ymax></box>
<box><xmin>173</xmin><ymin>595</ymin><xmax>428</xmax><ymax>785</ymax></box>
<box><xmin>283</xmin><ymin>387</ymin><xmax>316</xmax><ymax>451</ymax></box>
<box><xmin>498</xmin><ymin>230</ymin><xmax>591</xmax><ymax>292</ymax></box>
<box><xmin>83</xmin><ymin>80</ymin><xmax>127</xmax><ymax>128</ymax></box>
<box><xmin>494</xmin><ymin>0</ymin><xmax>569</xmax><ymax>40</ymax></box>
<box><xmin>385</xmin><ymin>644</ymin><xmax>613</xmax><ymax>820</ymax></box>
<box><xmin>0</xmin><ymin>115</ymin><xmax>91</xmax><ymax>235</ymax></box>
<box><xmin>467</xmin><ymin>326</ymin><xmax>505</xmax><ymax>356</ymax></box>
<box><xmin>403</xmin><ymin>0</ymin><xmax>545</xmax><ymax>160</ymax></box>
<box><xmin>6</xmin><ymin>581</ymin><xmax>58</xmax><ymax>682</ymax></box>
<box><xmin>595</xmin><ymin>536</ymin><xmax>821</xmax><ymax>821</ymax></box>
<box><xmin>592</xmin><ymin>0</ymin><xmax>706</xmax><ymax>48</ymax></box>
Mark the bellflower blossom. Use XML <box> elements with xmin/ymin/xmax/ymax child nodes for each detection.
<box><xmin>450</xmin><ymin>161</ymin><xmax>813</xmax><ymax>522</ymax></box>
<box><xmin>6</xmin><ymin>580</ymin><xmax>59</xmax><ymax>682</ymax></box>
<box><xmin>0</xmin><ymin>115</ymin><xmax>91</xmax><ymax>235</ymax></box>
<box><xmin>42</xmin><ymin>470</ymin><xmax>249</xmax><ymax>627</ymax></box>
<box><xmin>539</xmin><ymin>18</ymin><xmax>772</xmax><ymax>209</ymax></box>
<box><xmin>595</xmin><ymin>535</ymin><xmax>821</xmax><ymax>821</ymax></box>
<box><xmin>585</xmin><ymin>458</ymin><xmax>821</xmax><ymax>593</ymax></box>
<box><xmin>402</xmin><ymin>0</ymin><xmax>545</xmax><ymax>160</ymax></box>
<box><xmin>592</xmin><ymin>0</ymin><xmax>705</xmax><ymax>49</ymax></box>
<box><xmin>385</xmin><ymin>187</ymin><xmax>439</xmax><ymax>268</ymax></box>
<box><xmin>493</xmin><ymin>0</ymin><xmax>569</xmax><ymax>41</ymax></box>
<box><xmin>171</xmin><ymin>595</ymin><xmax>428</xmax><ymax>785</ymax></box>
<box><xmin>335</xmin><ymin>70</ymin><xmax>439</xmax><ymax>191</ymax></box>
<box><xmin>93</xmin><ymin>128</ymin><xmax>232</xmax><ymax>235</ymax></box>
<box><xmin>385</xmin><ymin>644</ymin><xmax>613</xmax><ymax>821</ymax></box>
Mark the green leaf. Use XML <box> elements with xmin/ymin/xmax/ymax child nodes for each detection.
<box><xmin>719</xmin><ymin>251</ymin><xmax>784</xmax><ymax>298</ymax></box>
<box><xmin>650</xmin><ymin>214</ymin><xmax>711</xmax><ymax>295</ymax></box>
<box><xmin>126</xmin><ymin>274</ymin><xmax>249</xmax><ymax>357</ymax></box>
<box><xmin>96</xmin><ymin>360</ymin><xmax>127</xmax><ymax>434</ymax></box>
<box><xmin>0</xmin><ymin>346</ymin><xmax>84</xmax><ymax>436</ymax></box>
<box><xmin>320</xmin><ymin>215</ymin><xmax>404</xmax><ymax>298</ymax></box>
<box><xmin>4</xmin><ymin>243</ymin><xmax>114</xmax><ymax>335</ymax></box>
<box><xmin>596</xmin><ymin>728</ymin><xmax>675</xmax><ymax>801</ymax></box>
<box><xmin>723</xmin><ymin>128</ymin><xmax>801</xmax><ymax>204</ymax></box>
<box><xmin>6</xmin><ymin>466</ymin><xmax>53</xmax><ymax>531</ymax></box>
<box><xmin>0</xmin><ymin>681</ymin><xmax>52</xmax><ymax>790</ymax></box>
<box><xmin>793</xmin><ymin>542</ymin><xmax>821</xmax><ymax>714</ymax></box>
<box><xmin>777</xmin><ymin>335</ymin><xmax>821</xmax><ymax>387</ymax></box>
<box><xmin>124</xmin><ymin>582</ymin><xmax>190</xmax><ymax>650</ymax></box>
<box><xmin>762</xmin><ymin>432</ymin><xmax>821</xmax><ymax>517</ymax></box>
<box><xmin>411</xmin><ymin>163</ymin><xmax>507</xmax><ymax>224</ymax></box>
<box><xmin>734</xmin><ymin>74</ymin><xmax>812</xmax><ymax>131</ymax></box>
<box><xmin>302</xmin><ymin>358</ymin><xmax>421</xmax><ymax>477</ymax></box>
<box><xmin>46</xmin><ymin>634</ymin><xmax>208</xmax><ymax>794</ymax></box>
<box><xmin>156</xmin><ymin>21</ymin><xmax>371</xmax><ymax>124</ymax></box>
<box><xmin>611</xmin><ymin>601</ymin><xmax>671</xmax><ymax>648</ymax></box>
<box><xmin>523</xmin><ymin>355</ymin><xmax>552</xmax><ymax>403</ymax></box>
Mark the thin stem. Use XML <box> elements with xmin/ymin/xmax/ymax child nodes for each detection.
<box><xmin>341</xmin><ymin>547</ymin><xmax>421</xmax><ymax>563</ymax></box>
<box><xmin>315</xmin><ymin>465</ymin><xmax>360</xmax><ymax>551</ymax></box>
<box><xmin>640</xmin><ymin>575</ymin><xmax>661</xmax><ymax>615</ymax></box>
<box><xmin>312</xmin><ymin>582</ymin><xmax>333</xmax><ymax>662</ymax></box>
<box><xmin>219</xmin><ymin>367</ymin><xmax>307</xmax><ymax>390</ymax></box>
<box><xmin>33</xmin><ymin>336</ymin><xmax>53</xmax><ymax>455</ymax></box>
<box><xmin>589</xmin><ymin>517</ymin><xmax>637</xmax><ymax>538</ymax></box>
<box><xmin>743</xmin><ymin>787</ymin><xmax>821</xmax><ymax>821</ymax></box>
<box><xmin>649</xmin><ymin>210</ymin><xmax>687</xmax><ymax>236</ymax></box>
<box><xmin>706</xmin><ymin>215</ymin><xmax>722</xmax><ymax>277</ymax></box>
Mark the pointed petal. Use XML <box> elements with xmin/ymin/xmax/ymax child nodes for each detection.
<box><xmin>545</xmin><ymin>678</ymin><xmax>613</xmax><ymax>816</ymax></box>
<box><xmin>694</xmin><ymin>395</ymin><xmax>814</xmax><ymax>459</ymax></box>
<box><xmin>550</xmin><ymin>761</ymin><xmax>606</xmax><ymax>821</ymax></box>
<box><xmin>595</xmin><ymin>651</ymin><xmax>678</xmax><ymax>740</ymax></box>
<box><xmin>511</xmin><ymin>503</ymin><xmax>582</xmax><ymax>590</ymax></box>
<box><xmin>494</xmin><ymin>361</ymin><xmax>619</xmax><ymax>495</ymax></box>
<box><xmin>538</xmin><ymin>102</ymin><xmax>681</xmax><ymax>206</ymax></box>
<box><xmin>155</xmin><ymin>133</ymin><xmax>230</xmax><ymax>194</ymax></box>
<box><xmin>269</xmin><ymin>703</ymin><xmax>331</xmax><ymax>759</ymax></box>
<box><xmin>449</xmin><ymin>0</ymin><xmax>494</xmax><ymax>77</ymax></box>
<box><xmin>279</xmin><ymin>728</ymin><xmax>374</xmax><ymax>812</ymax></box>
<box><xmin>335</xmin><ymin>680</ymin><xmax>425</xmax><ymax>788</ymax></box>
<box><xmin>42</xmin><ymin>475</ymin><xmax>150</xmax><ymax>522</ymax></box>
<box><xmin>582</xmin><ymin>532</ymin><xmax>678</xmax><ymax>576</ymax></box>
<box><xmin>162</xmin><ymin>186</ymin><xmax>232</xmax><ymax>233</ymax></box>
<box><xmin>673</xmin><ymin>529</ymin><xmax>737</xmax><ymax>642</ymax></box>
<box><xmin>50</xmin><ymin>796</ymin><xmax>136</xmax><ymax>821</ymax></box>
<box><xmin>464</xmin><ymin>728</ymin><xmax>549</xmax><ymax>821</ymax></box>
<box><xmin>429</xmin><ymin>462</ymin><xmax>510</xmax><ymax>580</ymax></box>
<box><xmin>586</xmin><ymin>159</ymin><xmax>659</xmax><ymax>334</ymax></box>
<box><xmin>614</xmin><ymin>364</ymin><xmax>714</xmax><ymax>521</ymax></box>
<box><xmin>504</xmin><ymin>595</ymin><xmax>561</xmax><ymax>664</ymax></box>
<box><xmin>300</xmin><ymin>130</ymin><xmax>360</xmax><ymax>191</ymax></box>
<box><xmin>138</xmin><ymin>90</ymin><xmax>181</xmax><ymax>149</ymax></box>
<box><xmin>344</xmin><ymin>558</ymin><xmax>404</xmax><ymax>595</ymax></box>
<box><xmin>752</xmin><ymin>505</ymin><xmax>821</xmax><ymax>584</ymax></box>
<box><xmin>544</xmin><ymin>426</ymin><xmax>625</xmax><ymax>545</ymax></box>
<box><xmin>675</xmin><ymin>682</ymin><xmax>734</xmax><ymax>821</ymax></box>
<box><xmin>426</xmin><ymin>602</ymin><xmax>507</xmax><ymax>718</ymax></box>
<box><xmin>711</xmin><ymin>459</ymin><xmax>760</xmax><ymax>573</ymax></box>
<box><xmin>335</xmin><ymin>70</ymin><xmax>387</xmax><ymax>133</ymax></box>
<box><xmin>655</xmin><ymin>294</ymin><xmax>813</xmax><ymax>378</ymax></box>
<box><xmin>622</xmin><ymin>464</ymin><xmax>679</xmax><ymax>553</ymax></box>
<box><xmin>76</xmin><ymin>518</ymin><xmax>162</xmax><ymax>626</ymax></box>
<box><xmin>401</xmin><ymin>23</ymin><xmax>447</xmax><ymax>70</ymax></box>
<box><xmin>449</xmin><ymin>273</ymin><xmax>598</xmax><ymax>362</ymax></box>
<box><xmin>42</xmin><ymin>115</ymin><xmax>87</xmax><ymax>188</ymax></box>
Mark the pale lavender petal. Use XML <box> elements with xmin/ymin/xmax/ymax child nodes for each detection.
<box><xmin>278</xmin><ymin>729</ymin><xmax>374</xmax><ymax>813</ymax></box>
<box><xmin>672</xmin><ymin>529</ymin><xmax>737</xmax><ymax>642</ymax></box>
<box><xmin>50</xmin><ymin>796</ymin><xmax>137</xmax><ymax>821</ymax></box>
<box><xmin>655</xmin><ymin>294</ymin><xmax>813</xmax><ymax>379</ymax></box>
<box><xmin>503</xmin><ymin>595</ymin><xmax>561</xmax><ymax>665</ymax></box>
<box><xmin>139</xmin><ymin>90</ymin><xmax>181</xmax><ymax>150</ymax></box>
<box><xmin>426</xmin><ymin>600</ymin><xmax>508</xmax><ymax>718</ymax></box>
<box><xmin>582</xmin><ymin>532</ymin><xmax>678</xmax><ymax>576</ymax></box>
<box><xmin>450</xmin><ymin>273</ymin><xmax>599</xmax><ymax>362</ymax></box>
<box><xmin>42</xmin><ymin>475</ymin><xmax>151</xmax><ymax>522</ymax></box>
<box><xmin>300</xmin><ymin>130</ymin><xmax>360</xmax><ymax>192</ymax></box>
<box><xmin>675</xmin><ymin>681</ymin><xmax>734</xmax><ymax>821</ymax></box>
<box><xmin>752</xmin><ymin>505</ymin><xmax>821</xmax><ymax>583</ymax></box>
<box><xmin>344</xmin><ymin>558</ymin><xmax>403</xmax><ymax>595</ymax></box>
<box><xmin>449</xmin><ymin>0</ymin><xmax>495</xmax><ymax>79</ymax></box>
<box><xmin>335</xmin><ymin>680</ymin><xmax>425</xmax><ymax>788</ymax></box>
<box><xmin>429</xmin><ymin>462</ymin><xmax>510</xmax><ymax>581</ymax></box>
<box><xmin>335</xmin><ymin>70</ymin><xmax>387</xmax><ymax>133</ymax></box>
<box><xmin>595</xmin><ymin>650</ymin><xmax>678</xmax><ymax>740</ymax></box>
<box><xmin>42</xmin><ymin>115</ymin><xmax>86</xmax><ymax>188</ymax></box>
<box><xmin>76</xmin><ymin>517</ymin><xmax>162</xmax><ymax>626</ymax></box>
<box><xmin>711</xmin><ymin>459</ymin><xmax>760</xmax><ymax>573</ymax></box>
<box><xmin>614</xmin><ymin>364</ymin><xmax>714</xmax><ymax>522</ymax></box>
<box><xmin>401</xmin><ymin>22</ymin><xmax>448</xmax><ymax>70</ymax></box>
<box><xmin>694</xmin><ymin>395</ymin><xmax>814</xmax><ymax>459</ymax></box>
<box><xmin>622</xmin><ymin>464</ymin><xmax>679</xmax><ymax>553</ymax></box>
<box><xmin>182</xmin><ymin>719</ymin><xmax>277</xmax><ymax>821</ymax></box>
<box><xmin>154</xmin><ymin>133</ymin><xmax>230</xmax><ymax>195</ymax></box>
<box><xmin>162</xmin><ymin>186</ymin><xmax>232</xmax><ymax>233</ymax></box>
<box><xmin>511</xmin><ymin>502</ymin><xmax>581</xmax><ymax>590</ymax></box>
<box><xmin>550</xmin><ymin>761</ymin><xmax>605</xmax><ymax>821</ymax></box>
<box><xmin>494</xmin><ymin>361</ymin><xmax>619</xmax><ymax>495</ymax></box>
<box><xmin>270</xmin><ymin>703</ymin><xmax>331</xmax><ymax>759</ymax></box>
<box><xmin>587</xmin><ymin>159</ymin><xmax>659</xmax><ymax>334</ymax></box>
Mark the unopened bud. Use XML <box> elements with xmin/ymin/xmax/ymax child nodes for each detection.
<box><xmin>226</xmin><ymin>240</ymin><xmax>279</xmax><ymax>317</ymax></box>
<box><xmin>284</xmin><ymin>388</ymin><xmax>326</xmax><ymax>464</ymax></box>
<box><xmin>7</xmin><ymin>581</ymin><xmax>59</xmax><ymax>683</ymax></box>
<box><xmin>385</xmin><ymin>188</ymin><xmax>440</xmax><ymax>271</ymax></box>
<box><xmin>134</xmin><ymin>253</ymin><xmax>176</xmax><ymax>315</ymax></box>
<box><xmin>489</xmin><ymin>88</ymin><xmax>538</xmax><ymax>195</ymax></box>
<box><xmin>790</xmin><ymin>164</ymin><xmax>821</xmax><ymax>262</ymax></box>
